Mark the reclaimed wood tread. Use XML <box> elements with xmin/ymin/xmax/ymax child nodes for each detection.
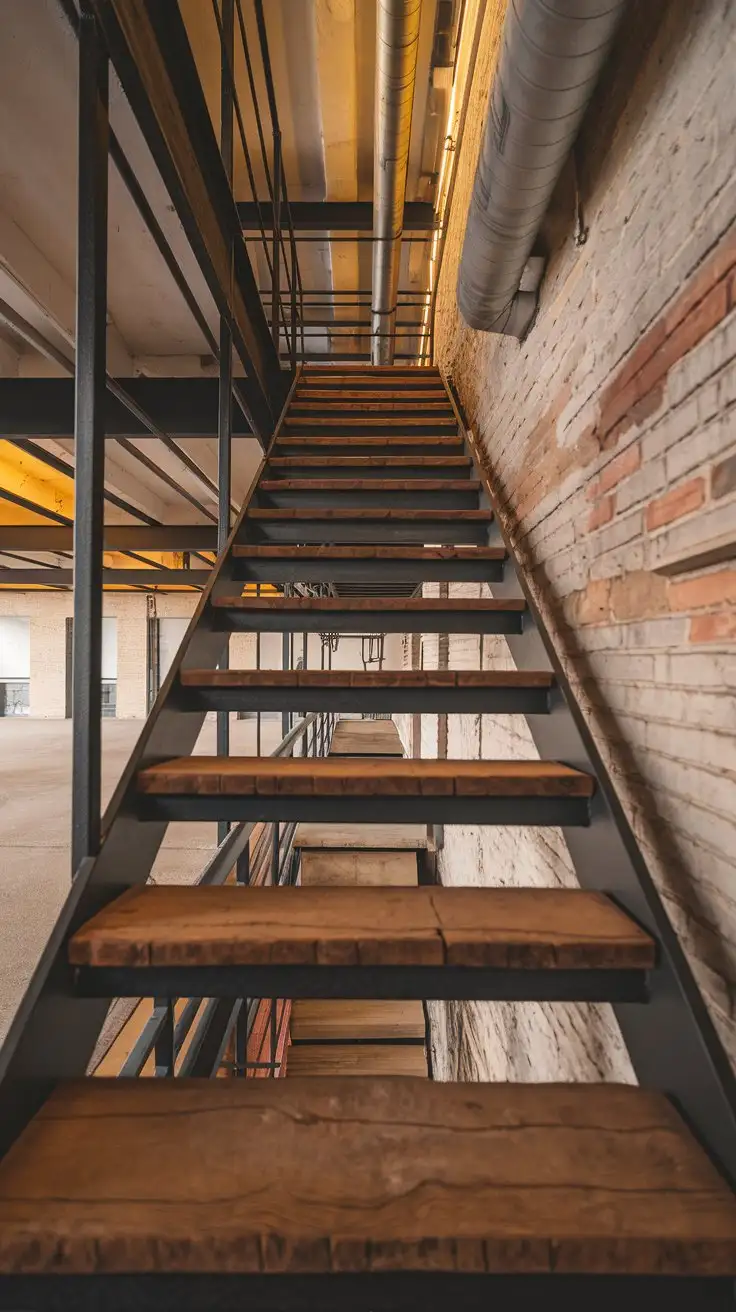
<box><xmin>2</xmin><ymin>1079</ymin><xmax>735</xmax><ymax>1275</ymax></box>
<box><xmin>267</xmin><ymin>456</ymin><xmax>473</xmax><ymax>469</ymax></box>
<box><xmin>294</xmin><ymin>822</ymin><xmax>426</xmax><ymax>852</ymax></box>
<box><xmin>273</xmin><ymin>436</ymin><xmax>464</xmax><ymax>447</ymax></box>
<box><xmin>294</xmin><ymin>389</ymin><xmax>449</xmax><ymax>400</ymax></box>
<box><xmin>299</xmin><ymin>848</ymin><xmax>419</xmax><ymax>886</ymax></box>
<box><xmin>258</xmin><ymin>479</ymin><xmax>479</xmax><ymax>492</ymax></box>
<box><xmin>290</xmin><ymin>401</ymin><xmax>454</xmax><ymax>411</ymax></box>
<box><xmin>136</xmin><ymin>757</ymin><xmax>595</xmax><ymax>799</ymax></box>
<box><xmin>246</xmin><ymin>507</ymin><xmax>491</xmax><ymax>521</ymax></box>
<box><xmin>287</xmin><ymin>1044</ymin><xmax>428</xmax><ymax>1077</ymax></box>
<box><xmin>232</xmin><ymin>545</ymin><xmax>505</xmax><ymax>560</ymax></box>
<box><xmin>330</xmin><ymin>720</ymin><xmax>404</xmax><ymax>756</ymax></box>
<box><xmin>291</xmin><ymin>999</ymin><xmax>426</xmax><ymax>1041</ymax></box>
<box><xmin>180</xmin><ymin>669</ymin><xmax>553</xmax><ymax>690</ymax></box>
<box><xmin>69</xmin><ymin>887</ymin><xmax>653</xmax><ymax>970</ymax></box>
<box><xmin>211</xmin><ymin>597</ymin><xmax>522</xmax><ymax>613</ymax></box>
<box><xmin>299</xmin><ymin>844</ymin><xmax>417</xmax><ymax>886</ymax></box>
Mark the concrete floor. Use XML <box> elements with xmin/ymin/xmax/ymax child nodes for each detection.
<box><xmin>0</xmin><ymin>715</ymin><xmax>283</xmax><ymax>1042</ymax></box>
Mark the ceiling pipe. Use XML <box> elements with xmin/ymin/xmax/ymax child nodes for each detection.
<box><xmin>457</xmin><ymin>0</ymin><xmax>628</xmax><ymax>338</ymax></box>
<box><xmin>371</xmin><ymin>0</ymin><xmax>422</xmax><ymax>365</ymax></box>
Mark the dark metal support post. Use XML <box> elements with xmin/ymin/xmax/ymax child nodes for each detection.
<box><xmin>153</xmin><ymin>998</ymin><xmax>175</xmax><ymax>1077</ymax></box>
<box><xmin>290</xmin><ymin>231</ymin><xmax>298</xmax><ymax>372</ymax></box>
<box><xmin>271</xmin><ymin>131</ymin><xmax>282</xmax><ymax>353</ymax></box>
<box><xmin>71</xmin><ymin>4</ymin><xmax>109</xmax><ymax>877</ymax></box>
<box><xmin>217</xmin><ymin>0</ymin><xmax>235</xmax><ymax>845</ymax></box>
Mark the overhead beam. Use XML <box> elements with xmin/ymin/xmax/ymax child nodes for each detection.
<box><xmin>0</xmin><ymin>526</ymin><xmax>219</xmax><ymax>552</ymax></box>
<box><xmin>0</xmin><ymin>569</ymin><xmax>210</xmax><ymax>588</ymax></box>
<box><xmin>88</xmin><ymin>0</ymin><xmax>282</xmax><ymax>438</ymax></box>
<box><xmin>237</xmin><ymin>201</ymin><xmax>436</xmax><ymax>232</ymax></box>
<box><xmin>0</xmin><ymin>379</ymin><xmax>254</xmax><ymax>438</ymax></box>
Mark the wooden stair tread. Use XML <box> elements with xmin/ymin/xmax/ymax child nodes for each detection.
<box><xmin>329</xmin><ymin>719</ymin><xmax>404</xmax><ymax>756</ymax></box>
<box><xmin>136</xmin><ymin>757</ymin><xmax>595</xmax><ymax>799</ymax></box>
<box><xmin>180</xmin><ymin>670</ymin><xmax>552</xmax><ymax>689</ymax></box>
<box><xmin>232</xmin><ymin>545</ymin><xmax>505</xmax><ymax>559</ymax></box>
<box><xmin>267</xmin><ymin>456</ymin><xmax>472</xmax><ymax>468</ymax></box>
<box><xmin>2</xmin><ymin>1079</ymin><xmax>735</xmax><ymax>1275</ymax></box>
<box><xmin>295</xmin><ymin>389</ymin><xmax>448</xmax><ymax>400</ymax></box>
<box><xmin>291</xmin><ymin>1000</ymin><xmax>426</xmax><ymax>1041</ymax></box>
<box><xmin>299</xmin><ymin>848</ymin><xmax>419</xmax><ymax>886</ymax></box>
<box><xmin>287</xmin><ymin>1045</ymin><xmax>428</xmax><ymax>1077</ymax></box>
<box><xmin>211</xmin><ymin>596</ymin><xmax>522</xmax><ymax>612</ymax></box>
<box><xmin>294</xmin><ymin>822</ymin><xmax>426</xmax><ymax>852</ymax></box>
<box><xmin>290</xmin><ymin>400</ymin><xmax>453</xmax><ymax>409</ymax></box>
<box><xmin>68</xmin><ymin>886</ymin><xmax>652</xmax><ymax>970</ymax></box>
<box><xmin>246</xmin><ymin>507</ymin><xmax>490</xmax><ymax>520</ymax></box>
<box><xmin>259</xmin><ymin>478</ymin><xmax>478</xmax><ymax>492</ymax></box>
<box><xmin>273</xmin><ymin>436</ymin><xmax>463</xmax><ymax>447</ymax></box>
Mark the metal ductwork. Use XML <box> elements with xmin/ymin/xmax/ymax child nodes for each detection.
<box><xmin>371</xmin><ymin>0</ymin><xmax>421</xmax><ymax>365</ymax></box>
<box><xmin>457</xmin><ymin>0</ymin><xmax>628</xmax><ymax>338</ymax></box>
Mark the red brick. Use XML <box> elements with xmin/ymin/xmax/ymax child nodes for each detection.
<box><xmin>587</xmin><ymin>495</ymin><xmax>615</xmax><ymax>531</ymax></box>
<box><xmin>609</xmin><ymin>571</ymin><xmax>670</xmax><ymax>622</ymax></box>
<box><xmin>572</xmin><ymin>579</ymin><xmax>611</xmax><ymax>626</ymax></box>
<box><xmin>585</xmin><ymin>493</ymin><xmax>613</xmax><ymax>530</ymax></box>
<box><xmin>689</xmin><ymin>610</ymin><xmax>736</xmax><ymax>643</ymax></box>
<box><xmin>598</xmin><ymin>443</ymin><xmax>641</xmax><ymax>495</ymax></box>
<box><xmin>646</xmin><ymin>478</ymin><xmax>706</xmax><ymax>531</ymax></box>
<box><xmin>670</xmin><ymin>569</ymin><xmax>736</xmax><ymax>611</ymax></box>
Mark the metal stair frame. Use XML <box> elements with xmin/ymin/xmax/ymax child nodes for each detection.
<box><xmin>0</xmin><ymin>371</ymin><xmax>302</xmax><ymax>1159</ymax></box>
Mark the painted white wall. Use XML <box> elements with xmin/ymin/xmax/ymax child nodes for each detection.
<box><xmin>0</xmin><ymin>617</ymin><xmax>30</xmax><ymax>678</ymax></box>
<box><xmin>158</xmin><ymin>617</ymin><xmax>190</xmax><ymax>685</ymax></box>
<box><xmin>101</xmin><ymin>617</ymin><xmax>118</xmax><ymax>681</ymax></box>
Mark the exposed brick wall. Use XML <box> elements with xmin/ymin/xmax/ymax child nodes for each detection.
<box><xmin>431</xmin><ymin>0</ymin><xmax>736</xmax><ymax>1074</ymax></box>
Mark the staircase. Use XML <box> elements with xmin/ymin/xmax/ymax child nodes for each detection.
<box><xmin>1</xmin><ymin>364</ymin><xmax>736</xmax><ymax>1309</ymax></box>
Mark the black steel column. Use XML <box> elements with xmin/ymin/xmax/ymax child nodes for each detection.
<box><xmin>71</xmin><ymin>3</ymin><xmax>109</xmax><ymax>877</ymax></box>
<box><xmin>217</xmin><ymin>0</ymin><xmax>234</xmax><ymax>845</ymax></box>
<box><xmin>271</xmin><ymin>132</ymin><xmax>282</xmax><ymax>354</ymax></box>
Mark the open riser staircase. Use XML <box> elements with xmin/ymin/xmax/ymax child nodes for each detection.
<box><xmin>1</xmin><ymin>365</ymin><xmax>736</xmax><ymax>1310</ymax></box>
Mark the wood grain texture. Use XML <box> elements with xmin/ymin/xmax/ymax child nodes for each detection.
<box><xmin>273</xmin><ymin>436</ymin><xmax>464</xmax><ymax>447</ymax></box>
<box><xmin>258</xmin><ymin>479</ymin><xmax>479</xmax><ymax>492</ymax></box>
<box><xmin>294</xmin><ymin>389</ymin><xmax>449</xmax><ymax>400</ymax></box>
<box><xmin>291</xmin><ymin>1000</ymin><xmax>426</xmax><ymax>1041</ymax></box>
<box><xmin>290</xmin><ymin>401</ymin><xmax>454</xmax><ymax>411</ymax></box>
<box><xmin>1</xmin><ymin>1079</ymin><xmax>735</xmax><ymax>1275</ymax></box>
<box><xmin>294</xmin><ymin>823</ymin><xmax>426</xmax><ymax>852</ymax></box>
<box><xmin>68</xmin><ymin>886</ymin><xmax>654</xmax><ymax>971</ymax></box>
<box><xmin>299</xmin><ymin>849</ymin><xmax>419</xmax><ymax>886</ymax></box>
<box><xmin>180</xmin><ymin>670</ymin><xmax>551</xmax><ymax>690</ymax></box>
<box><xmin>287</xmin><ymin>1045</ymin><xmax>428</xmax><ymax>1077</ymax></box>
<box><xmin>267</xmin><ymin>456</ymin><xmax>473</xmax><ymax>469</ymax></box>
<box><xmin>329</xmin><ymin>720</ymin><xmax>404</xmax><ymax>756</ymax></box>
<box><xmin>246</xmin><ymin>508</ymin><xmax>490</xmax><ymax>521</ymax></box>
<box><xmin>135</xmin><ymin>756</ymin><xmax>595</xmax><ymax>798</ymax></box>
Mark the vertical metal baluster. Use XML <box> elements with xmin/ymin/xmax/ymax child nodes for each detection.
<box><xmin>71</xmin><ymin>2</ymin><xmax>109</xmax><ymax>878</ymax></box>
<box><xmin>154</xmin><ymin>998</ymin><xmax>175</xmax><ymax>1077</ymax></box>
<box><xmin>290</xmin><ymin>228</ymin><xmax>297</xmax><ymax>371</ymax></box>
<box><xmin>217</xmin><ymin>0</ymin><xmax>234</xmax><ymax>847</ymax></box>
<box><xmin>271</xmin><ymin>822</ymin><xmax>279</xmax><ymax>883</ymax></box>
<box><xmin>281</xmin><ymin>583</ymin><xmax>290</xmax><ymax>739</ymax></box>
<box><xmin>270</xmin><ymin>998</ymin><xmax>278</xmax><ymax>1077</ymax></box>
<box><xmin>271</xmin><ymin>131</ymin><xmax>281</xmax><ymax>353</ymax></box>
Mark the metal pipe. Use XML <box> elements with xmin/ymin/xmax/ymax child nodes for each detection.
<box><xmin>457</xmin><ymin>0</ymin><xmax>627</xmax><ymax>337</ymax></box>
<box><xmin>217</xmin><ymin>0</ymin><xmax>235</xmax><ymax>845</ymax></box>
<box><xmin>371</xmin><ymin>0</ymin><xmax>421</xmax><ymax>365</ymax></box>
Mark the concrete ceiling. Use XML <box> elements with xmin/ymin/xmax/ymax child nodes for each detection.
<box><xmin>0</xmin><ymin>0</ymin><xmax>457</xmax><ymax>561</ymax></box>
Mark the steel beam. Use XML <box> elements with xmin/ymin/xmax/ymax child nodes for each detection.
<box><xmin>174</xmin><ymin>684</ymin><xmax>552</xmax><ymax>716</ymax></box>
<box><xmin>213</xmin><ymin>606</ymin><xmax>524</xmax><ymax>634</ymax></box>
<box><xmin>0</xmin><ymin>569</ymin><xmax>209</xmax><ymax>587</ymax></box>
<box><xmin>137</xmin><ymin>796</ymin><xmax>590</xmax><ymax>826</ymax></box>
<box><xmin>0</xmin><ymin>527</ymin><xmax>220</xmax><ymax>551</ymax></box>
<box><xmin>0</xmin><ymin>378</ymin><xmax>254</xmax><ymax>437</ymax></box>
<box><xmin>0</xmin><ymin>1273</ymin><xmax>730</xmax><ymax>1312</ymax></box>
<box><xmin>75</xmin><ymin>963</ymin><xmax>647</xmax><ymax>1004</ymax></box>
<box><xmin>71</xmin><ymin>5</ymin><xmax>108</xmax><ymax>876</ymax></box>
<box><xmin>237</xmin><ymin>200</ymin><xmax>435</xmax><ymax>232</ymax></box>
<box><xmin>217</xmin><ymin>0</ymin><xmax>234</xmax><ymax>845</ymax></box>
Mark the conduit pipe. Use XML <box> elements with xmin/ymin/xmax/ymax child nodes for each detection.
<box><xmin>457</xmin><ymin>0</ymin><xmax>628</xmax><ymax>337</ymax></box>
<box><xmin>371</xmin><ymin>0</ymin><xmax>422</xmax><ymax>365</ymax></box>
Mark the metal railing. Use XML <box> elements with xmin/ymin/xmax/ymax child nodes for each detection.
<box><xmin>115</xmin><ymin>710</ymin><xmax>336</xmax><ymax>1080</ymax></box>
